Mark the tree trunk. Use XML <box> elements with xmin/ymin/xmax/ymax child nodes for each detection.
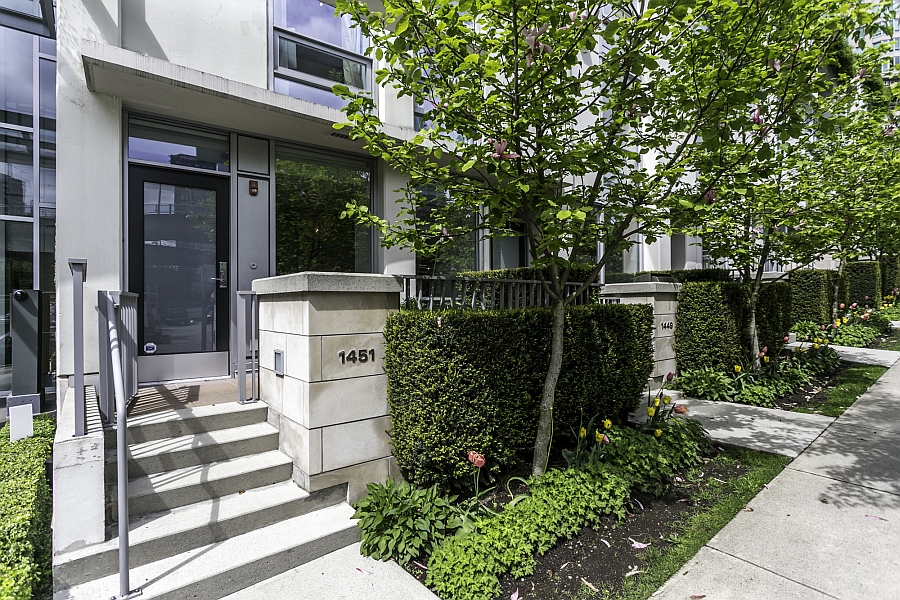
<box><xmin>748</xmin><ymin>282</ymin><xmax>761</xmax><ymax>369</ymax></box>
<box><xmin>532</xmin><ymin>297</ymin><xmax>566</xmax><ymax>477</ymax></box>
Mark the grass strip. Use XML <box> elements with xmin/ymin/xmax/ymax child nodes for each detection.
<box><xmin>792</xmin><ymin>363</ymin><xmax>887</xmax><ymax>418</ymax></box>
<box><xmin>579</xmin><ymin>448</ymin><xmax>788</xmax><ymax>600</ymax></box>
<box><xmin>874</xmin><ymin>329</ymin><xmax>900</xmax><ymax>352</ymax></box>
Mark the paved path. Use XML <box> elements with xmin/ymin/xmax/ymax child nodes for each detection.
<box><xmin>787</xmin><ymin>341</ymin><xmax>900</xmax><ymax>367</ymax></box>
<box><xmin>653</xmin><ymin>358</ymin><xmax>900</xmax><ymax>599</ymax></box>
<box><xmin>222</xmin><ymin>542</ymin><xmax>438</xmax><ymax>600</ymax></box>
<box><xmin>639</xmin><ymin>391</ymin><xmax>834</xmax><ymax>458</ymax></box>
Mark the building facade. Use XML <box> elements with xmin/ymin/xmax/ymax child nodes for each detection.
<box><xmin>41</xmin><ymin>0</ymin><xmax>706</xmax><ymax>392</ymax></box>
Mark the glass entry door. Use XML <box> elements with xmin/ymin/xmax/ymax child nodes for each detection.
<box><xmin>128</xmin><ymin>165</ymin><xmax>230</xmax><ymax>382</ymax></box>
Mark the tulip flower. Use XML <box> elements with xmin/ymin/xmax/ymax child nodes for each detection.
<box><xmin>654</xmin><ymin>429</ymin><xmax>663</xmax><ymax>438</ymax></box>
<box><xmin>666</xmin><ymin>371</ymin><xmax>675</xmax><ymax>382</ymax></box>
<box><xmin>734</xmin><ymin>365</ymin><xmax>742</xmax><ymax>373</ymax></box>
<box><xmin>579</xmin><ymin>427</ymin><xmax>586</xmax><ymax>438</ymax></box>
<box><xmin>840</xmin><ymin>303</ymin><xmax>845</xmax><ymax>309</ymax></box>
<box><xmin>601</xmin><ymin>434</ymin><xmax>610</xmax><ymax>445</ymax></box>
<box><xmin>783</xmin><ymin>336</ymin><xmax>789</xmax><ymax>342</ymax></box>
<box><xmin>663</xmin><ymin>395</ymin><xmax>672</xmax><ymax>405</ymax></box>
<box><xmin>647</xmin><ymin>407</ymin><xmax>656</xmax><ymax>417</ymax></box>
<box><xmin>673</xmin><ymin>405</ymin><xmax>688</xmax><ymax>414</ymax></box>
<box><xmin>473</xmin><ymin>453</ymin><xmax>485</xmax><ymax>468</ymax></box>
<box><xmin>603</xmin><ymin>418</ymin><xmax>612</xmax><ymax>430</ymax></box>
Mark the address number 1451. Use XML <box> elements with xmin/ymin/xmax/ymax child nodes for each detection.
<box><xmin>338</xmin><ymin>349</ymin><xmax>376</xmax><ymax>365</ymax></box>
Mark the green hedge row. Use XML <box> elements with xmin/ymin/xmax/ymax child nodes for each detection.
<box><xmin>0</xmin><ymin>416</ymin><xmax>55</xmax><ymax>600</ymax></box>
<box><xmin>790</xmin><ymin>269</ymin><xmax>837</xmax><ymax>325</ymax></box>
<box><xmin>383</xmin><ymin>304</ymin><xmax>654</xmax><ymax>490</ymax></box>
<box><xmin>840</xmin><ymin>261</ymin><xmax>882</xmax><ymax>308</ymax></box>
<box><xmin>638</xmin><ymin>269</ymin><xmax>734</xmax><ymax>283</ymax></box>
<box><xmin>675</xmin><ymin>281</ymin><xmax>792</xmax><ymax>372</ymax></box>
<box><xmin>879</xmin><ymin>256</ymin><xmax>899</xmax><ymax>297</ymax></box>
<box><xmin>458</xmin><ymin>264</ymin><xmax>598</xmax><ymax>283</ymax></box>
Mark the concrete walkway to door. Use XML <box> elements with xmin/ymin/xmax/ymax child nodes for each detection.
<box><xmin>126</xmin><ymin>378</ymin><xmax>250</xmax><ymax>416</ymax></box>
<box><xmin>653</xmin><ymin>357</ymin><xmax>900</xmax><ymax>599</ymax></box>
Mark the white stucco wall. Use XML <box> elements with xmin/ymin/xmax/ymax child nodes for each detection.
<box><xmin>56</xmin><ymin>0</ymin><xmax>125</xmax><ymax>380</ymax></box>
<box><xmin>121</xmin><ymin>0</ymin><xmax>269</xmax><ymax>88</ymax></box>
<box><xmin>379</xmin><ymin>165</ymin><xmax>416</xmax><ymax>275</ymax></box>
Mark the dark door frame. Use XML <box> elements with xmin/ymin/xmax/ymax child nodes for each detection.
<box><xmin>127</xmin><ymin>164</ymin><xmax>231</xmax><ymax>359</ymax></box>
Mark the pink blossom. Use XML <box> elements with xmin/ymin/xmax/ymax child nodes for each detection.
<box><xmin>783</xmin><ymin>336</ymin><xmax>790</xmax><ymax>342</ymax></box>
<box><xmin>840</xmin><ymin>303</ymin><xmax>845</xmax><ymax>309</ymax></box>
<box><xmin>751</xmin><ymin>108</ymin><xmax>762</xmax><ymax>125</ymax></box>
<box><xmin>703</xmin><ymin>189</ymin><xmax>716</xmax><ymax>204</ymax></box>
<box><xmin>601</xmin><ymin>434</ymin><xmax>610</xmax><ymax>445</ymax></box>
<box><xmin>491</xmin><ymin>140</ymin><xmax>521</xmax><ymax>160</ymax></box>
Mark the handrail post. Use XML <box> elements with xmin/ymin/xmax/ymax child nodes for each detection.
<box><xmin>104</xmin><ymin>292</ymin><xmax>142</xmax><ymax>600</ymax></box>
<box><xmin>236</xmin><ymin>291</ymin><xmax>258</xmax><ymax>404</ymax></box>
<box><xmin>68</xmin><ymin>259</ymin><xmax>87</xmax><ymax>436</ymax></box>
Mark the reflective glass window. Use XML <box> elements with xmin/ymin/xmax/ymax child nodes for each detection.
<box><xmin>0</xmin><ymin>127</ymin><xmax>34</xmax><ymax>217</ymax></box>
<box><xmin>39</xmin><ymin>57</ymin><xmax>54</xmax><ymax>207</ymax></box>
<box><xmin>273</xmin><ymin>77</ymin><xmax>350</xmax><ymax>110</ymax></box>
<box><xmin>278</xmin><ymin>37</ymin><xmax>368</xmax><ymax>89</ymax></box>
<box><xmin>414</xmin><ymin>187</ymin><xmax>477</xmax><ymax>276</ymax></box>
<box><xmin>128</xmin><ymin>118</ymin><xmax>230</xmax><ymax>172</ymax></box>
<box><xmin>274</xmin><ymin>0</ymin><xmax>367</xmax><ymax>52</ymax></box>
<box><xmin>274</xmin><ymin>146</ymin><xmax>372</xmax><ymax>275</ymax></box>
<box><xmin>0</xmin><ymin>26</ymin><xmax>34</xmax><ymax>127</ymax></box>
<box><xmin>0</xmin><ymin>0</ymin><xmax>40</xmax><ymax>17</ymax></box>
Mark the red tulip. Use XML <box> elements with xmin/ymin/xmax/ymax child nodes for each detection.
<box><xmin>840</xmin><ymin>303</ymin><xmax>845</xmax><ymax>309</ymax></box>
<box><xmin>473</xmin><ymin>453</ymin><xmax>485</xmax><ymax>468</ymax></box>
<box><xmin>673</xmin><ymin>405</ymin><xmax>688</xmax><ymax>414</ymax></box>
<box><xmin>783</xmin><ymin>336</ymin><xmax>789</xmax><ymax>342</ymax></box>
<box><xmin>666</xmin><ymin>371</ymin><xmax>675</xmax><ymax>382</ymax></box>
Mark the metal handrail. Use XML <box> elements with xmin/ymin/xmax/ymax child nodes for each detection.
<box><xmin>398</xmin><ymin>274</ymin><xmax>603</xmax><ymax>311</ymax></box>
<box><xmin>99</xmin><ymin>290</ymin><xmax>142</xmax><ymax>599</ymax></box>
<box><xmin>236</xmin><ymin>291</ymin><xmax>259</xmax><ymax>404</ymax></box>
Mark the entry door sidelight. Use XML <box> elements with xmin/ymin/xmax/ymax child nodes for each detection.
<box><xmin>128</xmin><ymin>166</ymin><xmax>230</xmax><ymax>378</ymax></box>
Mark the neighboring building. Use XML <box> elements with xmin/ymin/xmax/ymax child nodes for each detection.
<box><xmin>0</xmin><ymin>1</ymin><xmax>56</xmax><ymax>395</ymax></box>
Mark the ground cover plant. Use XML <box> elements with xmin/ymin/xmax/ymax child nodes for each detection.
<box><xmin>790</xmin><ymin>363</ymin><xmax>888</xmax><ymax>418</ymax></box>
<box><xmin>0</xmin><ymin>416</ymin><xmax>55</xmax><ymax>600</ymax></box>
<box><xmin>678</xmin><ymin>343</ymin><xmax>841</xmax><ymax>408</ymax></box>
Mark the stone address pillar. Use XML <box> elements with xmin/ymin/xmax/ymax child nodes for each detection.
<box><xmin>253</xmin><ymin>272</ymin><xmax>403</xmax><ymax>503</ymax></box>
<box><xmin>599</xmin><ymin>281</ymin><xmax>681</xmax><ymax>381</ymax></box>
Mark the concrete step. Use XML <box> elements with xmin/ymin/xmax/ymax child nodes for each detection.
<box><xmin>105</xmin><ymin>421</ymin><xmax>280</xmax><ymax>478</ymax></box>
<box><xmin>54</xmin><ymin>481</ymin><xmax>348</xmax><ymax>590</ymax></box>
<box><xmin>105</xmin><ymin>402</ymin><xmax>269</xmax><ymax>449</ymax></box>
<box><xmin>110</xmin><ymin>451</ymin><xmax>293</xmax><ymax>520</ymax></box>
<box><xmin>54</xmin><ymin>502</ymin><xmax>361</xmax><ymax>600</ymax></box>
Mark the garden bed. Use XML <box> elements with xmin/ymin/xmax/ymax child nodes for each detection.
<box><xmin>397</xmin><ymin>448</ymin><xmax>786</xmax><ymax>600</ymax></box>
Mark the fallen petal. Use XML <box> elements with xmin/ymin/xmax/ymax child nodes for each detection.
<box><xmin>690</xmin><ymin>596</ymin><xmax>707</xmax><ymax>600</ymax></box>
<box><xmin>625</xmin><ymin>569</ymin><xmax>645</xmax><ymax>577</ymax></box>
<box><xmin>601</xmin><ymin>539</ymin><xmax>610</xmax><ymax>548</ymax></box>
<box><xmin>560</xmin><ymin>562</ymin><xmax>570</xmax><ymax>571</ymax></box>
<box><xmin>511</xmin><ymin>589</ymin><xmax>520</xmax><ymax>600</ymax></box>
<box><xmin>866</xmin><ymin>515</ymin><xmax>888</xmax><ymax>521</ymax></box>
<box><xmin>634</xmin><ymin>498</ymin><xmax>645</xmax><ymax>511</ymax></box>
<box><xmin>580</xmin><ymin>578</ymin><xmax>598</xmax><ymax>592</ymax></box>
<box><xmin>356</xmin><ymin>567</ymin><xmax>372</xmax><ymax>576</ymax></box>
<box><xmin>629</xmin><ymin>537</ymin><xmax>650</xmax><ymax>549</ymax></box>
<box><xmin>413</xmin><ymin>561</ymin><xmax>428</xmax><ymax>570</ymax></box>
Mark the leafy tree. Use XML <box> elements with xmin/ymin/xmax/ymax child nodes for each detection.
<box><xmin>334</xmin><ymin>0</ymin><xmax>883</xmax><ymax>475</ymax></box>
<box><xmin>672</xmin><ymin>21</ymin><xmax>894</xmax><ymax>365</ymax></box>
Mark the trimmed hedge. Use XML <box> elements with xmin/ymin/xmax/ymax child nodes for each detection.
<box><xmin>879</xmin><ymin>256</ymin><xmax>899</xmax><ymax>297</ymax></box>
<box><xmin>790</xmin><ymin>269</ymin><xmax>836</xmax><ymax>325</ymax></box>
<box><xmin>0</xmin><ymin>416</ymin><xmax>55</xmax><ymax>600</ymax></box>
<box><xmin>637</xmin><ymin>269</ymin><xmax>734</xmax><ymax>283</ymax></box>
<box><xmin>757</xmin><ymin>282</ymin><xmax>793</xmax><ymax>355</ymax></box>
<box><xmin>840</xmin><ymin>261</ymin><xmax>882</xmax><ymax>308</ymax></box>
<box><xmin>459</xmin><ymin>264</ymin><xmax>598</xmax><ymax>283</ymax></box>
<box><xmin>675</xmin><ymin>281</ymin><xmax>792</xmax><ymax>372</ymax></box>
<box><xmin>383</xmin><ymin>304</ymin><xmax>654</xmax><ymax>490</ymax></box>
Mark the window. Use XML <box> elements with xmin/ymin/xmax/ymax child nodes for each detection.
<box><xmin>414</xmin><ymin>187</ymin><xmax>478</xmax><ymax>276</ymax></box>
<box><xmin>128</xmin><ymin>118</ymin><xmax>230</xmax><ymax>173</ymax></box>
<box><xmin>272</xmin><ymin>0</ymin><xmax>370</xmax><ymax>110</ymax></box>
<box><xmin>274</xmin><ymin>144</ymin><xmax>373</xmax><ymax>274</ymax></box>
<box><xmin>0</xmin><ymin>25</ymin><xmax>55</xmax><ymax>391</ymax></box>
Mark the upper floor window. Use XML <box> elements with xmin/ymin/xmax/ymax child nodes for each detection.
<box><xmin>273</xmin><ymin>0</ymin><xmax>370</xmax><ymax>111</ymax></box>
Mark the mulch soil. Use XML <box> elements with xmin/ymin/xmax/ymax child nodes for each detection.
<box><xmin>770</xmin><ymin>361</ymin><xmax>852</xmax><ymax>413</ymax></box>
<box><xmin>401</xmin><ymin>455</ymin><xmax>748</xmax><ymax>600</ymax></box>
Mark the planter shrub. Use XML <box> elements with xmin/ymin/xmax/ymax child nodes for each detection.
<box><xmin>0</xmin><ymin>416</ymin><xmax>55</xmax><ymax>600</ymax></box>
<box><xmin>879</xmin><ymin>256</ymin><xmax>899</xmax><ymax>297</ymax></box>
<box><xmin>840</xmin><ymin>261</ymin><xmax>882</xmax><ymax>308</ymax></box>
<box><xmin>639</xmin><ymin>269</ymin><xmax>734</xmax><ymax>283</ymax></box>
<box><xmin>675</xmin><ymin>281</ymin><xmax>792</xmax><ymax>372</ymax></box>
<box><xmin>383</xmin><ymin>304</ymin><xmax>654</xmax><ymax>490</ymax></box>
<box><xmin>675</xmin><ymin>282</ymin><xmax>748</xmax><ymax>373</ymax></box>
<box><xmin>459</xmin><ymin>264</ymin><xmax>597</xmax><ymax>283</ymax></box>
<box><xmin>790</xmin><ymin>269</ymin><xmax>836</xmax><ymax>324</ymax></box>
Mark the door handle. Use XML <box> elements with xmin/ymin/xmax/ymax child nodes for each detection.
<box><xmin>211</xmin><ymin>262</ymin><xmax>227</xmax><ymax>288</ymax></box>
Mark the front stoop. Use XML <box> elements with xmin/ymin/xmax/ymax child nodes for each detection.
<box><xmin>53</xmin><ymin>401</ymin><xmax>359</xmax><ymax>599</ymax></box>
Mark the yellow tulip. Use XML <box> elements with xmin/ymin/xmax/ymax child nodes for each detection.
<box><xmin>647</xmin><ymin>407</ymin><xmax>656</xmax><ymax>417</ymax></box>
<box><xmin>579</xmin><ymin>427</ymin><xmax>586</xmax><ymax>439</ymax></box>
<box><xmin>654</xmin><ymin>429</ymin><xmax>662</xmax><ymax>438</ymax></box>
<box><xmin>654</xmin><ymin>398</ymin><xmax>660</xmax><ymax>407</ymax></box>
<box><xmin>603</xmin><ymin>419</ymin><xmax>612</xmax><ymax>430</ymax></box>
<box><xmin>734</xmin><ymin>365</ymin><xmax>742</xmax><ymax>373</ymax></box>
<box><xmin>663</xmin><ymin>395</ymin><xmax>672</xmax><ymax>405</ymax></box>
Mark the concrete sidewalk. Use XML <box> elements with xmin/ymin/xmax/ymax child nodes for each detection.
<box><xmin>653</xmin><ymin>358</ymin><xmax>900</xmax><ymax>599</ymax></box>
<box><xmin>222</xmin><ymin>542</ymin><xmax>438</xmax><ymax>600</ymax></box>
<box><xmin>787</xmin><ymin>341</ymin><xmax>900</xmax><ymax>367</ymax></box>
